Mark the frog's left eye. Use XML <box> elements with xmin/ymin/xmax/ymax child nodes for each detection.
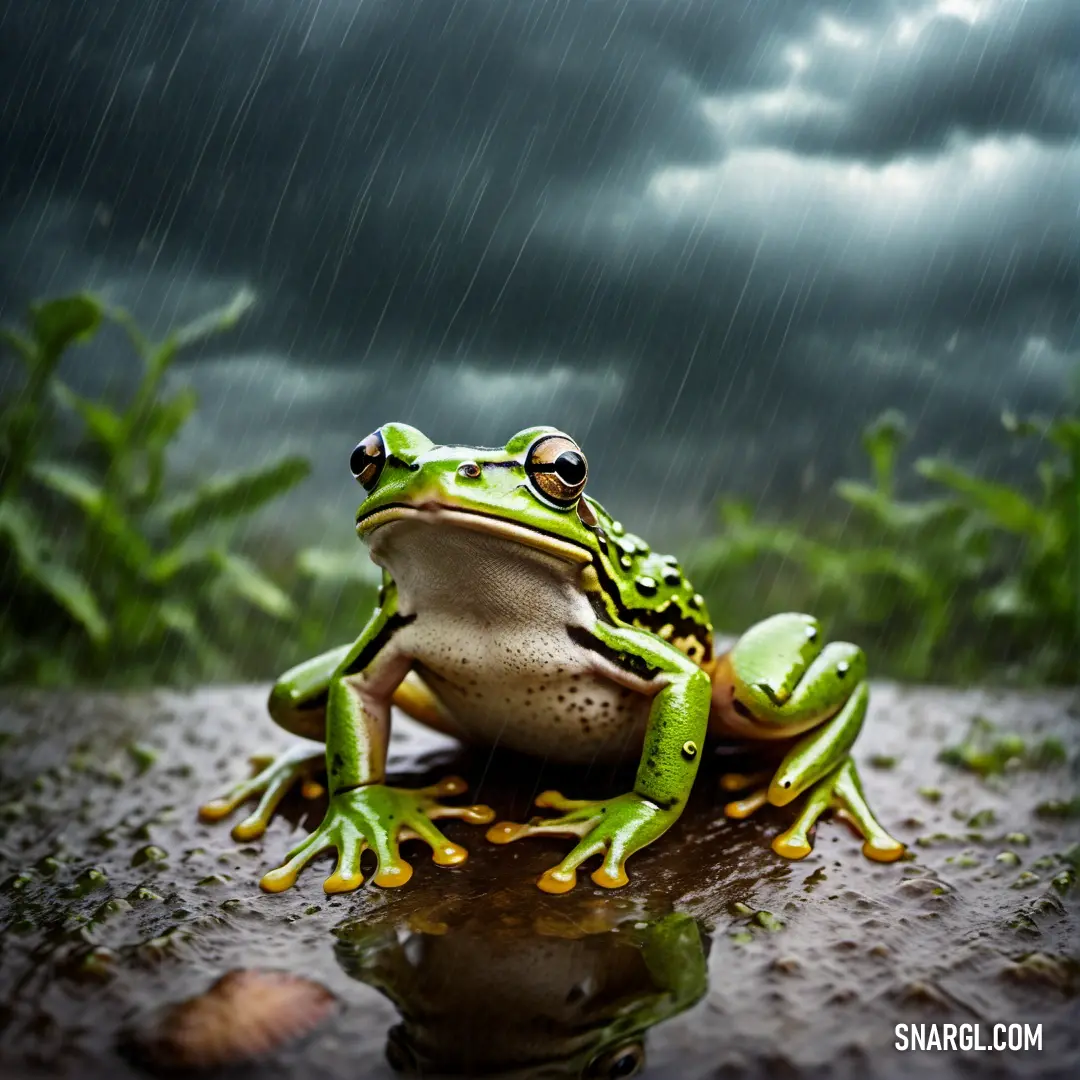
<box><xmin>525</xmin><ymin>434</ymin><xmax>588</xmax><ymax>506</ymax></box>
<box><xmin>350</xmin><ymin>430</ymin><xmax>386</xmax><ymax>491</ymax></box>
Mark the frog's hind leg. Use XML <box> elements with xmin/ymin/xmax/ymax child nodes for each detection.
<box><xmin>199</xmin><ymin>744</ymin><xmax>326</xmax><ymax>841</ymax></box>
<box><xmin>199</xmin><ymin>645</ymin><xmax>348</xmax><ymax>839</ymax></box>
<box><xmin>769</xmin><ymin>762</ymin><xmax>844</xmax><ymax>859</ymax></box>
<box><xmin>769</xmin><ymin>757</ymin><xmax>904</xmax><ymax>862</ymax></box>
<box><xmin>830</xmin><ymin>759</ymin><xmax>905</xmax><ymax>862</ymax></box>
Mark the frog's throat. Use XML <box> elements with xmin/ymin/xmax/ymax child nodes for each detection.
<box><xmin>356</xmin><ymin>504</ymin><xmax>593</xmax><ymax>565</ymax></box>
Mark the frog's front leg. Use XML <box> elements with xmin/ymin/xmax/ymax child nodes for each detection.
<box><xmin>198</xmin><ymin>644</ymin><xmax>351</xmax><ymax>840</ymax></box>
<box><xmin>487</xmin><ymin>622</ymin><xmax>711</xmax><ymax>894</ymax></box>
<box><xmin>261</xmin><ymin>593</ymin><xmax>494</xmax><ymax>895</ymax></box>
<box><xmin>713</xmin><ymin>612</ymin><xmax>904</xmax><ymax>863</ymax></box>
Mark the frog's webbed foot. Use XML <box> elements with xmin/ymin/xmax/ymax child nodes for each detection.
<box><xmin>261</xmin><ymin>777</ymin><xmax>496</xmax><ymax>895</ymax></box>
<box><xmin>487</xmin><ymin>791</ymin><xmax>676</xmax><ymax>895</ymax></box>
<box><xmin>199</xmin><ymin>744</ymin><xmax>326</xmax><ymax>842</ymax></box>
<box><xmin>828</xmin><ymin>760</ymin><xmax>906</xmax><ymax>863</ymax></box>
<box><xmin>722</xmin><ymin>759</ymin><xmax>904</xmax><ymax>863</ymax></box>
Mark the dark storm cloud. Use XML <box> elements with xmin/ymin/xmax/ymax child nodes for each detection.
<box><xmin>748</xmin><ymin>0</ymin><xmax>1080</xmax><ymax>156</ymax></box>
<box><xmin>1</xmin><ymin>0</ymin><xmax>1077</xmax><ymax>542</ymax></box>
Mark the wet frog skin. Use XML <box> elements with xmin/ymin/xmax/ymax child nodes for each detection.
<box><xmin>200</xmin><ymin>424</ymin><xmax>905</xmax><ymax>894</ymax></box>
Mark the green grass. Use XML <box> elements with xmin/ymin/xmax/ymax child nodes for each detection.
<box><xmin>687</xmin><ymin>406</ymin><xmax>1079</xmax><ymax>686</ymax></box>
<box><xmin>0</xmin><ymin>290</ymin><xmax>318</xmax><ymax>686</ymax></box>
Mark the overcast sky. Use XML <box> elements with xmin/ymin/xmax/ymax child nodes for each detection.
<box><xmin>1</xmin><ymin>0</ymin><xmax>1077</xmax><ymax>547</ymax></box>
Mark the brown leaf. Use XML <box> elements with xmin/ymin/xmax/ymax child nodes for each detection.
<box><xmin>141</xmin><ymin>968</ymin><xmax>336</xmax><ymax>1068</ymax></box>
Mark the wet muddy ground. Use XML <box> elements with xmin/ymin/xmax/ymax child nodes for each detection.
<box><xmin>1</xmin><ymin>681</ymin><xmax>1078</xmax><ymax>1080</ymax></box>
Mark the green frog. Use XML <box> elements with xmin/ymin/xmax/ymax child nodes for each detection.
<box><xmin>200</xmin><ymin>424</ymin><xmax>904</xmax><ymax>895</ymax></box>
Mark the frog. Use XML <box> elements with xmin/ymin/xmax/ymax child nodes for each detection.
<box><xmin>199</xmin><ymin>424</ymin><xmax>905</xmax><ymax>895</ymax></box>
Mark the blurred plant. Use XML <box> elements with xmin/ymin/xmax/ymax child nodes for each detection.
<box><xmin>938</xmin><ymin>715</ymin><xmax>1066</xmax><ymax>778</ymax></box>
<box><xmin>0</xmin><ymin>290</ymin><xmax>311</xmax><ymax>686</ymax></box>
<box><xmin>917</xmin><ymin>410</ymin><xmax>1079</xmax><ymax>683</ymax></box>
<box><xmin>690</xmin><ymin>403</ymin><xmax>1078</xmax><ymax>686</ymax></box>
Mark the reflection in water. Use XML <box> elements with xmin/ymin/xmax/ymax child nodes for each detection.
<box><xmin>333</xmin><ymin>888</ymin><xmax>710</xmax><ymax>1079</ymax></box>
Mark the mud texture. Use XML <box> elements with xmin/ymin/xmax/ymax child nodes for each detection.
<box><xmin>1</xmin><ymin>681</ymin><xmax>1078</xmax><ymax>1080</ymax></box>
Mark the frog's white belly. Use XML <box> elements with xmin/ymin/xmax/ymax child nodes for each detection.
<box><xmin>371</xmin><ymin>519</ymin><xmax>651</xmax><ymax>765</ymax></box>
<box><xmin>405</xmin><ymin>612</ymin><xmax>650</xmax><ymax>763</ymax></box>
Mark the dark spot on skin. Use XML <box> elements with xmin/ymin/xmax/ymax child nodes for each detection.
<box><xmin>558</xmin><ymin>695</ymin><xmax>565</xmax><ymax>703</ymax></box>
<box><xmin>569</xmin><ymin>687</ymin><xmax>578</xmax><ymax>694</ymax></box>
<box><xmin>663</xmin><ymin>569</ymin><xmax>682</xmax><ymax>586</ymax></box>
<box><xmin>806</xmin><ymin>624</ymin><xmax>818</xmax><ymax>641</ymax></box>
<box><xmin>837</xmin><ymin>661</ymin><xmax>850</xmax><ymax>678</ymax></box>
<box><xmin>635</xmin><ymin>576</ymin><xmax>658</xmax><ymax>597</ymax></box>
<box><xmin>584</xmin><ymin>697</ymin><xmax>593</xmax><ymax>705</ymax></box>
<box><xmin>782</xmin><ymin>780</ymin><xmax>791</xmax><ymax>788</ymax></box>
<box><xmin>331</xmin><ymin>753</ymin><xmax>344</xmax><ymax>773</ymax></box>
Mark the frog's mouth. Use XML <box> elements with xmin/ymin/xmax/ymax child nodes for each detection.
<box><xmin>356</xmin><ymin>502</ymin><xmax>592</xmax><ymax>565</ymax></box>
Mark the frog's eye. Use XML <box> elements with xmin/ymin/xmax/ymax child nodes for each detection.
<box><xmin>585</xmin><ymin>1041</ymin><xmax>645</xmax><ymax>1080</ymax></box>
<box><xmin>350</xmin><ymin>430</ymin><xmax>386</xmax><ymax>491</ymax></box>
<box><xmin>525</xmin><ymin>434</ymin><xmax>588</xmax><ymax>506</ymax></box>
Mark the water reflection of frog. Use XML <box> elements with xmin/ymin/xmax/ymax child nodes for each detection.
<box><xmin>333</xmin><ymin>893</ymin><xmax>709</xmax><ymax>1079</ymax></box>
<box><xmin>201</xmin><ymin>425</ymin><xmax>904</xmax><ymax>894</ymax></box>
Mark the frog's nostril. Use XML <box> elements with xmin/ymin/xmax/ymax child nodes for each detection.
<box><xmin>457</xmin><ymin>461</ymin><xmax>481</xmax><ymax>480</ymax></box>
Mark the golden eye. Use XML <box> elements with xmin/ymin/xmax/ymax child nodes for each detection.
<box><xmin>350</xmin><ymin>430</ymin><xmax>386</xmax><ymax>491</ymax></box>
<box><xmin>525</xmin><ymin>434</ymin><xmax>588</xmax><ymax>505</ymax></box>
<box><xmin>586</xmin><ymin>1042</ymin><xmax>645</xmax><ymax>1080</ymax></box>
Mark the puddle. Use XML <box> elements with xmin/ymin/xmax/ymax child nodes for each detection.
<box><xmin>1</xmin><ymin>684</ymin><xmax>1078</xmax><ymax>1078</ymax></box>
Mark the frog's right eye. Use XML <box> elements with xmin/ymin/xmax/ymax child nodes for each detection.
<box><xmin>525</xmin><ymin>434</ymin><xmax>588</xmax><ymax>506</ymax></box>
<box><xmin>350</xmin><ymin>430</ymin><xmax>386</xmax><ymax>491</ymax></box>
<box><xmin>585</xmin><ymin>1041</ymin><xmax>645</xmax><ymax>1080</ymax></box>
